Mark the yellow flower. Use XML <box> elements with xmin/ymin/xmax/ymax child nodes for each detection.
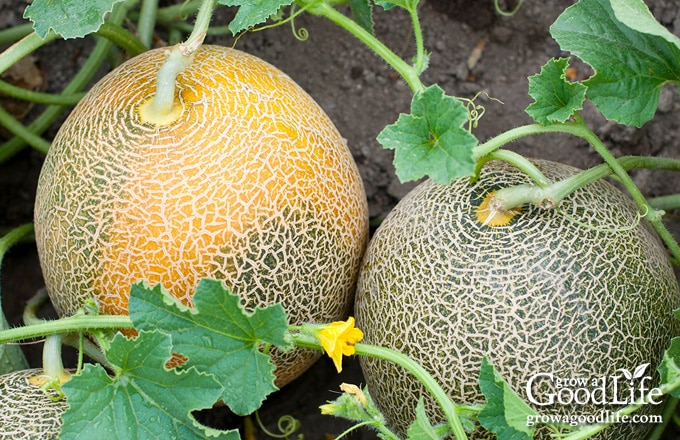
<box><xmin>316</xmin><ymin>317</ymin><xmax>364</xmax><ymax>372</ymax></box>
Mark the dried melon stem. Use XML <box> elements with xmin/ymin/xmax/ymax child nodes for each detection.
<box><xmin>475</xmin><ymin>190</ymin><xmax>523</xmax><ymax>226</ymax></box>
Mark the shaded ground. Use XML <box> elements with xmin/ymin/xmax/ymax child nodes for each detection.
<box><xmin>1</xmin><ymin>0</ymin><xmax>680</xmax><ymax>438</ymax></box>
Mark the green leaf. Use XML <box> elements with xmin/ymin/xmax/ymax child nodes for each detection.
<box><xmin>375</xmin><ymin>1</ymin><xmax>398</xmax><ymax>10</ymax></box>
<box><xmin>218</xmin><ymin>0</ymin><xmax>295</xmax><ymax>35</ymax></box>
<box><xmin>526</xmin><ymin>58</ymin><xmax>587</xmax><ymax>125</ymax></box>
<box><xmin>376</xmin><ymin>0</ymin><xmax>418</xmax><ymax>10</ymax></box>
<box><xmin>657</xmin><ymin>337</ymin><xmax>680</xmax><ymax>398</ymax></box>
<box><xmin>478</xmin><ymin>356</ymin><xmax>537</xmax><ymax>440</ymax></box>
<box><xmin>405</xmin><ymin>398</ymin><xmax>450</xmax><ymax>439</ymax></box>
<box><xmin>550</xmin><ymin>0</ymin><xmax>680</xmax><ymax>127</ymax></box>
<box><xmin>350</xmin><ymin>0</ymin><xmax>375</xmax><ymax>34</ymax></box>
<box><xmin>377</xmin><ymin>84</ymin><xmax>477</xmax><ymax>185</ymax></box>
<box><xmin>610</xmin><ymin>0</ymin><xmax>680</xmax><ymax>49</ymax></box>
<box><xmin>23</xmin><ymin>0</ymin><xmax>124</xmax><ymax>39</ymax></box>
<box><xmin>129</xmin><ymin>279</ymin><xmax>292</xmax><ymax>416</ymax></box>
<box><xmin>61</xmin><ymin>331</ymin><xmax>236</xmax><ymax>440</ymax></box>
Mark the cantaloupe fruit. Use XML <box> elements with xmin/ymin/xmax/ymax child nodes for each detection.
<box><xmin>34</xmin><ymin>45</ymin><xmax>368</xmax><ymax>386</ymax></box>
<box><xmin>355</xmin><ymin>159</ymin><xmax>680</xmax><ymax>438</ymax></box>
<box><xmin>0</xmin><ymin>368</ymin><xmax>67</xmax><ymax>439</ymax></box>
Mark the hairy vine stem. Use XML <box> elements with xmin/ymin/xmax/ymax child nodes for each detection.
<box><xmin>95</xmin><ymin>22</ymin><xmax>147</xmax><ymax>55</ymax></box>
<box><xmin>137</xmin><ymin>0</ymin><xmax>159</xmax><ymax>48</ymax></box>
<box><xmin>0</xmin><ymin>23</ymin><xmax>33</xmax><ymax>46</ymax></box>
<box><xmin>292</xmin><ymin>332</ymin><xmax>471</xmax><ymax>440</ymax></box>
<box><xmin>0</xmin><ymin>79</ymin><xmax>85</xmax><ymax>106</ymax></box>
<box><xmin>0</xmin><ymin>315</ymin><xmax>133</xmax><ymax>345</ymax></box>
<box><xmin>305</xmin><ymin>0</ymin><xmax>426</xmax><ymax>93</ymax></box>
<box><xmin>0</xmin><ymin>31</ymin><xmax>59</xmax><ymax>77</ymax></box>
<box><xmin>474</xmin><ymin>149</ymin><xmax>552</xmax><ymax>187</ymax></box>
<box><xmin>0</xmin><ymin>105</ymin><xmax>51</xmax><ymax>153</ymax></box>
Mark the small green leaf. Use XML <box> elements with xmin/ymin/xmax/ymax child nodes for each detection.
<box><xmin>526</xmin><ymin>58</ymin><xmax>587</xmax><ymax>125</ymax></box>
<box><xmin>405</xmin><ymin>398</ymin><xmax>450</xmax><ymax>439</ymax></box>
<box><xmin>350</xmin><ymin>0</ymin><xmax>374</xmax><ymax>34</ymax></box>
<box><xmin>550</xmin><ymin>0</ymin><xmax>680</xmax><ymax>127</ymax></box>
<box><xmin>377</xmin><ymin>84</ymin><xmax>477</xmax><ymax>185</ymax></box>
<box><xmin>23</xmin><ymin>0</ymin><xmax>124</xmax><ymax>39</ymax></box>
<box><xmin>61</xmin><ymin>331</ymin><xmax>235</xmax><ymax>440</ymax></box>
<box><xmin>218</xmin><ymin>0</ymin><xmax>295</xmax><ymax>35</ymax></box>
<box><xmin>658</xmin><ymin>337</ymin><xmax>680</xmax><ymax>398</ymax></box>
<box><xmin>478</xmin><ymin>356</ymin><xmax>537</xmax><ymax>440</ymax></box>
<box><xmin>129</xmin><ymin>279</ymin><xmax>292</xmax><ymax>416</ymax></box>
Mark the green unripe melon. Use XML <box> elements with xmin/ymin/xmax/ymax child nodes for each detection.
<box><xmin>355</xmin><ymin>159</ymin><xmax>680</xmax><ymax>439</ymax></box>
<box><xmin>0</xmin><ymin>369</ymin><xmax>67</xmax><ymax>439</ymax></box>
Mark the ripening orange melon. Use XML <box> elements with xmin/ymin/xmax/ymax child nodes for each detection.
<box><xmin>34</xmin><ymin>45</ymin><xmax>368</xmax><ymax>386</ymax></box>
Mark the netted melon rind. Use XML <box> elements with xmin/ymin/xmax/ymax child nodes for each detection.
<box><xmin>34</xmin><ymin>45</ymin><xmax>369</xmax><ymax>386</ymax></box>
<box><xmin>355</xmin><ymin>159</ymin><xmax>680</xmax><ymax>439</ymax></box>
<box><xmin>0</xmin><ymin>368</ymin><xmax>67</xmax><ymax>439</ymax></box>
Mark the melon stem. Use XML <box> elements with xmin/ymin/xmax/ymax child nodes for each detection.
<box><xmin>474</xmin><ymin>120</ymin><xmax>680</xmax><ymax>264</ymax></box>
<box><xmin>474</xmin><ymin>149</ymin><xmax>552</xmax><ymax>187</ymax></box>
<box><xmin>292</xmin><ymin>332</ymin><xmax>470</xmax><ymax>439</ymax></box>
<box><xmin>42</xmin><ymin>334</ymin><xmax>71</xmax><ymax>385</ymax></box>
<box><xmin>138</xmin><ymin>0</ymin><xmax>215</xmax><ymax>126</ymax></box>
<box><xmin>490</xmin><ymin>155</ymin><xmax>680</xmax><ymax>219</ymax></box>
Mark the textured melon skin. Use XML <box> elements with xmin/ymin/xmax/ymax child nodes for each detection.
<box><xmin>0</xmin><ymin>369</ymin><xmax>67</xmax><ymax>439</ymax></box>
<box><xmin>34</xmin><ymin>45</ymin><xmax>368</xmax><ymax>386</ymax></box>
<box><xmin>355</xmin><ymin>159</ymin><xmax>680</xmax><ymax>438</ymax></box>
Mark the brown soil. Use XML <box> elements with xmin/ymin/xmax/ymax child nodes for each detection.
<box><xmin>1</xmin><ymin>0</ymin><xmax>679</xmax><ymax>438</ymax></box>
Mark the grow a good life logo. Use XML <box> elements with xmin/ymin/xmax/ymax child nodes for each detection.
<box><xmin>524</xmin><ymin>363</ymin><xmax>665</xmax><ymax>427</ymax></box>
<box><xmin>525</xmin><ymin>363</ymin><xmax>663</xmax><ymax>406</ymax></box>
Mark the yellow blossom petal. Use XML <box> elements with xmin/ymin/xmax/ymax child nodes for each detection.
<box><xmin>316</xmin><ymin>317</ymin><xmax>364</xmax><ymax>372</ymax></box>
